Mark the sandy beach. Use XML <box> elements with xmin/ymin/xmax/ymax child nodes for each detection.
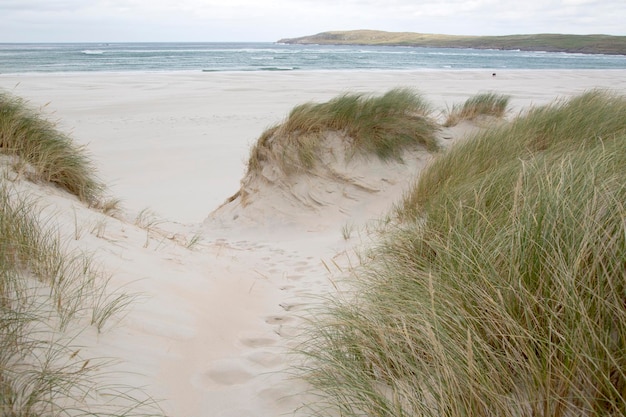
<box><xmin>1</xmin><ymin>69</ymin><xmax>625</xmax><ymax>417</ymax></box>
<box><xmin>3</xmin><ymin>70</ymin><xmax>626</xmax><ymax>223</ymax></box>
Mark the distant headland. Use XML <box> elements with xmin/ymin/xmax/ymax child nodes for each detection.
<box><xmin>278</xmin><ymin>30</ymin><xmax>626</xmax><ymax>55</ymax></box>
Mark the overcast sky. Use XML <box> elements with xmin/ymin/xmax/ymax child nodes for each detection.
<box><xmin>1</xmin><ymin>0</ymin><xmax>624</xmax><ymax>43</ymax></box>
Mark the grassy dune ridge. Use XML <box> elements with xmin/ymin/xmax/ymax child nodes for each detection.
<box><xmin>300</xmin><ymin>90</ymin><xmax>626</xmax><ymax>417</ymax></box>
<box><xmin>247</xmin><ymin>88</ymin><xmax>439</xmax><ymax>175</ymax></box>
<box><xmin>0</xmin><ymin>91</ymin><xmax>161</xmax><ymax>416</ymax></box>
<box><xmin>443</xmin><ymin>92</ymin><xmax>510</xmax><ymax>127</ymax></box>
<box><xmin>279</xmin><ymin>30</ymin><xmax>626</xmax><ymax>55</ymax></box>
<box><xmin>0</xmin><ymin>92</ymin><xmax>104</xmax><ymax>205</ymax></box>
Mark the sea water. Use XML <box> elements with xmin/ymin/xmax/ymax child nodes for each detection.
<box><xmin>1</xmin><ymin>42</ymin><xmax>625</xmax><ymax>74</ymax></box>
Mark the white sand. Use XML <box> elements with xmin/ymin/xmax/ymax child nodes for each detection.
<box><xmin>1</xmin><ymin>69</ymin><xmax>625</xmax><ymax>417</ymax></box>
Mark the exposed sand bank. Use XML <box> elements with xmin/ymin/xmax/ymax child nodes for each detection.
<box><xmin>1</xmin><ymin>69</ymin><xmax>625</xmax><ymax>417</ymax></box>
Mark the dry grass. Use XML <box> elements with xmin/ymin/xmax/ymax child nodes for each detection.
<box><xmin>299</xmin><ymin>90</ymin><xmax>626</xmax><ymax>417</ymax></box>
<box><xmin>247</xmin><ymin>88</ymin><xmax>439</xmax><ymax>175</ymax></box>
<box><xmin>0</xmin><ymin>184</ymin><xmax>160</xmax><ymax>416</ymax></box>
<box><xmin>0</xmin><ymin>92</ymin><xmax>104</xmax><ymax>205</ymax></box>
<box><xmin>0</xmin><ymin>90</ymin><xmax>161</xmax><ymax>416</ymax></box>
<box><xmin>443</xmin><ymin>92</ymin><xmax>510</xmax><ymax>127</ymax></box>
<box><xmin>402</xmin><ymin>89</ymin><xmax>626</xmax><ymax>218</ymax></box>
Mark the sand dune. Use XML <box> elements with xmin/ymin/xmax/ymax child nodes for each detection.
<box><xmin>1</xmin><ymin>69</ymin><xmax>625</xmax><ymax>417</ymax></box>
<box><xmin>207</xmin><ymin>130</ymin><xmax>433</xmax><ymax>231</ymax></box>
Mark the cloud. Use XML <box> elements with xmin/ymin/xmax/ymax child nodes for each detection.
<box><xmin>0</xmin><ymin>0</ymin><xmax>89</xmax><ymax>12</ymax></box>
<box><xmin>0</xmin><ymin>0</ymin><xmax>623</xmax><ymax>42</ymax></box>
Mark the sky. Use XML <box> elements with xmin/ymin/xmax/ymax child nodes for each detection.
<box><xmin>1</xmin><ymin>0</ymin><xmax>624</xmax><ymax>43</ymax></box>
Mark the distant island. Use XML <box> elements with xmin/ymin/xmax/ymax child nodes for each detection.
<box><xmin>278</xmin><ymin>30</ymin><xmax>626</xmax><ymax>55</ymax></box>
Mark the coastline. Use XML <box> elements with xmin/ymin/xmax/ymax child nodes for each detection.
<box><xmin>278</xmin><ymin>30</ymin><xmax>626</xmax><ymax>56</ymax></box>
<box><xmin>1</xmin><ymin>68</ymin><xmax>626</xmax><ymax>417</ymax></box>
<box><xmin>3</xmin><ymin>42</ymin><xmax>626</xmax><ymax>75</ymax></box>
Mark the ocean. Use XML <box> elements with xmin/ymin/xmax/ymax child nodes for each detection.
<box><xmin>1</xmin><ymin>42</ymin><xmax>626</xmax><ymax>74</ymax></box>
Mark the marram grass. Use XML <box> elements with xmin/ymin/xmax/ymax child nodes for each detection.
<box><xmin>247</xmin><ymin>88</ymin><xmax>439</xmax><ymax>174</ymax></box>
<box><xmin>0</xmin><ymin>91</ymin><xmax>103</xmax><ymax>204</ymax></box>
<box><xmin>0</xmin><ymin>183</ymin><xmax>161</xmax><ymax>417</ymax></box>
<box><xmin>443</xmin><ymin>92</ymin><xmax>510</xmax><ymax>127</ymax></box>
<box><xmin>0</xmin><ymin>91</ymin><xmax>161</xmax><ymax>416</ymax></box>
<box><xmin>402</xmin><ymin>89</ymin><xmax>626</xmax><ymax>219</ymax></box>
<box><xmin>299</xmin><ymin>90</ymin><xmax>626</xmax><ymax>417</ymax></box>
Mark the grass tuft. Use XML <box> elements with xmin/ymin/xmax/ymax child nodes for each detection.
<box><xmin>0</xmin><ymin>182</ymin><xmax>162</xmax><ymax>416</ymax></box>
<box><xmin>443</xmin><ymin>92</ymin><xmax>510</xmax><ymax>127</ymax></box>
<box><xmin>0</xmin><ymin>91</ymin><xmax>104</xmax><ymax>204</ymax></box>
<box><xmin>401</xmin><ymin>89</ymin><xmax>626</xmax><ymax>219</ymax></box>
<box><xmin>0</xmin><ymin>91</ymin><xmax>162</xmax><ymax>416</ymax></box>
<box><xmin>247</xmin><ymin>88</ymin><xmax>439</xmax><ymax>174</ymax></box>
<box><xmin>299</xmin><ymin>90</ymin><xmax>626</xmax><ymax>417</ymax></box>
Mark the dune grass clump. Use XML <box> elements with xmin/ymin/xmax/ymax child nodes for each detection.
<box><xmin>0</xmin><ymin>183</ymin><xmax>159</xmax><ymax>416</ymax></box>
<box><xmin>0</xmin><ymin>92</ymin><xmax>104</xmax><ymax>204</ymax></box>
<box><xmin>300</xmin><ymin>90</ymin><xmax>626</xmax><ymax>417</ymax></box>
<box><xmin>248</xmin><ymin>88</ymin><xmax>439</xmax><ymax>174</ymax></box>
<box><xmin>403</xmin><ymin>89</ymin><xmax>626</xmax><ymax>218</ymax></box>
<box><xmin>443</xmin><ymin>92</ymin><xmax>510</xmax><ymax>127</ymax></box>
<box><xmin>0</xmin><ymin>91</ymin><xmax>160</xmax><ymax>416</ymax></box>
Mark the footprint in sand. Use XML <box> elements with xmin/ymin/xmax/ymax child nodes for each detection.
<box><xmin>292</xmin><ymin>260</ymin><xmax>314</xmax><ymax>272</ymax></box>
<box><xmin>265</xmin><ymin>315</ymin><xmax>298</xmax><ymax>337</ymax></box>
<box><xmin>200</xmin><ymin>359</ymin><xmax>254</xmax><ymax>386</ymax></box>
<box><xmin>265</xmin><ymin>315</ymin><xmax>294</xmax><ymax>325</ymax></box>
<box><xmin>245</xmin><ymin>350</ymin><xmax>284</xmax><ymax>368</ymax></box>
<box><xmin>286</xmin><ymin>274</ymin><xmax>304</xmax><ymax>281</ymax></box>
<box><xmin>279</xmin><ymin>302</ymin><xmax>307</xmax><ymax>312</ymax></box>
<box><xmin>239</xmin><ymin>335</ymin><xmax>278</xmax><ymax>349</ymax></box>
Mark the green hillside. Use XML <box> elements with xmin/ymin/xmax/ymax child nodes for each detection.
<box><xmin>278</xmin><ymin>30</ymin><xmax>626</xmax><ymax>55</ymax></box>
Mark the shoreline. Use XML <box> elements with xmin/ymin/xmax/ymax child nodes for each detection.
<box><xmin>3</xmin><ymin>67</ymin><xmax>626</xmax><ymax>76</ymax></box>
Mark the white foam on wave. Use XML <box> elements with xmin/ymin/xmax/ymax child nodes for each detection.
<box><xmin>81</xmin><ymin>50</ymin><xmax>105</xmax><ymax>55</ymax></box>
